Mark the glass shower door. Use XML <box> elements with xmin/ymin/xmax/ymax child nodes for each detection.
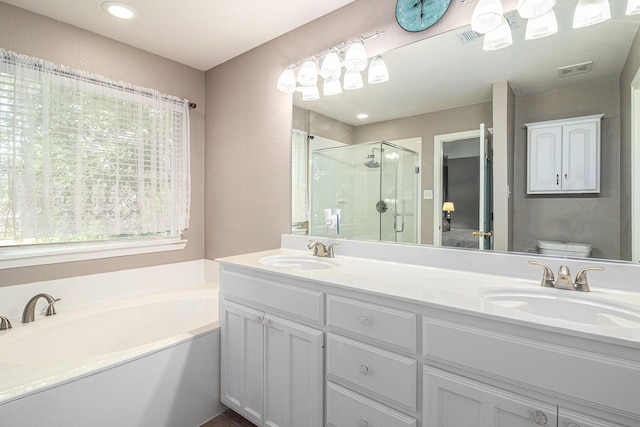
<box><xmin>379</xmin><ymin>142</ymin><xmax>419</xmax><ymax>244</ymax></box>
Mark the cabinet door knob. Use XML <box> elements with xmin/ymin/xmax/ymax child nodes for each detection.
<box><xmin>359</xmin><ymin>364</ymin><xmax>370</xmax><ymax>375</ymax></box>
<box><xmin>359</xmin><ymin>420</ymin><xmax>369</xmax><ymax>427</ymax></box>
<box><xmin>359</xmin><ymin>315</ymin><xmax>370</xmax><ymax>326</ymax></box>
<box><xmin>532</xmin><ymin>410</ymin><xmax>548</xmax><ymax>425</ymax></box>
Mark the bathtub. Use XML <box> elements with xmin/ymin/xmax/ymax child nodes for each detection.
<box><xmin>0</xmin><ymin>282</ymin><xmax>223</xmax><ymax>427</ymax></box>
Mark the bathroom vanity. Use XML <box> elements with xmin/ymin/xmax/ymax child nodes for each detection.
<box><xmin>217</xmin><ymin>237</ymin><xmax>640</xmax><ymax>427</ymax></box>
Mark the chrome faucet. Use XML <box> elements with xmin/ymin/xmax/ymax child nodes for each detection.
<box><xmin>308</xmin><ymin>240</ymin><xmax>340</xmax><ymax>258</ymax></box>
<box><xmin>529</xmin><ymin>261</ymin><xmax>604</xmax><ymax>292</ymax></box>
<box><xmin>22</xmin><ymin>293</ymin><xmax>60</xmax><ymax>323</ymax></box>
<box><xmin>0</xmin><ymin>316</ymin><xmax>11</xmax><ymax>331</ymax></box>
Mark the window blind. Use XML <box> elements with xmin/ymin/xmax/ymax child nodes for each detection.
<box><xmin>0</xmin><ymin>49</ymin><xmax>190</xmax><ymax>247</ymax></box>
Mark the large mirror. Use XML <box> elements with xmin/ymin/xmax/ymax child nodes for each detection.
<box><xmin>291</xmin><ymin>0</ymin><xmax>640</xmax><ymax>263</ymax></box>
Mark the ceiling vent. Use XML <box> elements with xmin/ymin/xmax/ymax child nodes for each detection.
<box><xmin>456</xmin><ymin>29</ymin><xmax>480</xmax><ymax>44</ymax></box>
<box><xmin>558</xmin><ymin>61</ymin><xmax>593</xmax><ymax>78</ymax></box>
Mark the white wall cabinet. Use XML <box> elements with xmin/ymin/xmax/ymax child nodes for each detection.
<box><xmin>220</xmin><ymin>299</ymin><xmax>323</xmax><ymax>427</ymax></box>
<box><xmin>526</xmin><ymin>114</ymin><xmax>603</xmax><ymax>194</ymax></box>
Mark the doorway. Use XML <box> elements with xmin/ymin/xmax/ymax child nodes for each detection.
<box><xmin>434</xmin><ymin>125</ymin><xmax>493</xmax><ymax>249</ymax></box>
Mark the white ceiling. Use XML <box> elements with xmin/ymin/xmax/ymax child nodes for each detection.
<box><xmin>1</xmin><ymin>0</ymin><xmax>357</xmax><ymax>71</ymax></box>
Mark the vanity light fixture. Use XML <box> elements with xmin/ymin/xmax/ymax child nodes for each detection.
<box><xmin>573</xmin><ymin>0</ymin><xmax>611</xmax><ymax>28</ymax></box>
<box><xmin>483</xmin><ymin>16</ymin><xmax>513</xmax><ymax>50</ymax></box>
<box><xmin>368</xmin><ymin>56</ymin><xmax>389</xmax><ymax>84</ymax></box>
<box><xmin>517</xmin><ymin>0</ymin><xmax>555</xmax><ymax>19</ymax></box>
<box><xmin>627</xmin><ymin>0</ymin><xmax>640</xmax><ymax>15</ymax></box>
<box><xmin>101</xmin><ymin>1</ymin><xmax>137</xmax><ymax>19</ymax></box>
<box><xmin>471</xmin><ymin>0</ymin><xmax>504</xmax><ymax>34</ymax></box>
<box><xmin>525</xmin><ymin>9</ymin><xmax>558</xmax><ymax>40</ymax></box>
<box><xmin>276</xmin><ymin>30</ymin><xmax>386</xmax><ymax>99</ymax></box>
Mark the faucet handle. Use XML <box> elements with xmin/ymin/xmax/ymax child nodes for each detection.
<box><xmin>573</xmin><ymin>267</ymin><xmax>604</xmax><ymax>292</ymax></box>
<box><xmin>528</xmin><ymin>261</ymin><xmax>555</xmax><ymax>287</ymax></box>
<box><xmin>45</xmin><ymin>298</ymin><xmax>61</xmax><ymax>316</ymax></box>
<box><xmin>0</xmin><ymin>316</ymin><xmax>12</xmax><ymax>331</ymax></box>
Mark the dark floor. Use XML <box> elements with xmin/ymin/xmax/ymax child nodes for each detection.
<box><xmin>201</xmin><ymin>409</ymin><xmax>257</xmax><ymax>427</ymax></box>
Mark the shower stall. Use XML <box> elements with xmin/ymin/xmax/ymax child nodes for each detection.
<box><xmin>310</xmin><ymin>141</ymin><xmax>420</xmax><ymax>244</ymax></box>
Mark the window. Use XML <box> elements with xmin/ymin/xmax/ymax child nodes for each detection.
<box><xmin>0</xmin><ymin>49</ymin><xmax>190</xmax><ymax>265</ymax></box>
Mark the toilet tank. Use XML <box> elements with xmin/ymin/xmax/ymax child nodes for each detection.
<box><xmin>537</xmin><ymin>240</ymin><xmax>592</xmax><ymax>257</ymax></box>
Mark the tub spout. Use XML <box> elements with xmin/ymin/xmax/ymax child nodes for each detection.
<box><xmin>22</xmin><ymin>293</ymin><xmax>60</xmax><ymax>324</ymax></box>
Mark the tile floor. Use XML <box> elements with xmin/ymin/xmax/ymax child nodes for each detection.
<box><xmin>200</xmin><ymin>409</ymin><xmax>257</xmax><ymax>427</ymax></box>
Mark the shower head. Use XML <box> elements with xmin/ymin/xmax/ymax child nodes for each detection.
<box><xmin>365</xmin><ymin>158</ymin><xmax>380</xmax><ymax>168</ymax></box>
<box><xmin>364</xmin><ymin>148</ymin><xmax>381</xmax><ymax>168</ymax></box>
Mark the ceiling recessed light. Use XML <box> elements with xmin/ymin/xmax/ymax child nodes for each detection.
<box><xmin>357</xmin><ymin>113</ymin><xmax>369</xmax><ymax>119</ymax></box>
<box><xmin>101</xmin><ymin>2</ymin><xmax>137</xmax><ymax>20</ymax></box>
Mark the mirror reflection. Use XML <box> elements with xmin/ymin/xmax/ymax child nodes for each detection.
<box><xmin>291</xmin><ymin>1</ymin><xmax>640</xmax><ymax>263</ymax></box>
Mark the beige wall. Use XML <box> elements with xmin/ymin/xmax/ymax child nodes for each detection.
<box><xmin>620</xmin><ymin>29</ymin><xmax>640</xmax><ymax>261</ymax></box>
<box><xmin>204</xmin><ymin>0</ymin><xmax>518</xmax><ymax>259</ymax></box>
<box><xmin>512</xmin><ymin>79</ymin><xmax>621</xmax><ymax>259</ymax></box>
<box><xmin>0</xmin><ymin>3</ymin><xmax>206</xmax><ymax>286</ymax></box>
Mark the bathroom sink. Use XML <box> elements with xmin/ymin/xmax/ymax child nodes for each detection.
<box><xmin>259</xmin><ymin>254</ymin><xmax>340</xmax><ymax>270</ymax></box>
<box><xmin>480</xmin><ymin>288</ymin><xmax>640</xmax><ymax>327</ymax></box>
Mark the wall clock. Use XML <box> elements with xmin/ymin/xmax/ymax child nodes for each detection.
<box><xmin>396</xmin><ymin>0</ymin><xmax>452</xmax><ymax>32</ymax></box>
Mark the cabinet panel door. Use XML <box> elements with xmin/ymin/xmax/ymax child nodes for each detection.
<box><xmin>558</xmin><ymin>408</ymin><xmax>628</xmax><ymax>427</ymax></box>
<box><xmin>221</xmin><ymin>300</ymin><xmax>265</xmax><ymax>426</ymax></box>
<box><xmin>528</xmin><ymin>126</ymin><xmax>562</xmax><ymax>193</ymax></box>
<box><xmin>264</xmin><ymin>314</ymin><xmax>323</xmax><ymax>427</ymax></box>
<box><xmin>423</xmin><ymin>367</ymin><xmax>558</xmax><ymax>427</ymax></box>
<box><xmin>562</xmin><ymin>121</ymin><xmax>599</xmax><ymax>192</ymax></box>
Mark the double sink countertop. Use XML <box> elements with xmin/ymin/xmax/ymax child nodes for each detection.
<box><xmin>217</xmin><ymin>248</ymin><xmax>640</xmax><ymax>348</ymax></box>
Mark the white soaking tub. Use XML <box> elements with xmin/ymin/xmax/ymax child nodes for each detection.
<box><xmin>0</xmin><ymin>282</ymin><xmax>223</xmax><ymax>427</ymax></box>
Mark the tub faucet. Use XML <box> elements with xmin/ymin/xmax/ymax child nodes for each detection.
<box><xmin>0</xmin><ymin>316</ymin><xmax>11</xmax><ymax>331</ymax></box>
<box><xmin>22</xmin><ymin>293</ymin><xmax>60</xmax><ymax>323</ymax></box>
<box><xmin>308</xmin><ymin>240</ymin><xmax>340</xmax><ymax>258</ymax></box>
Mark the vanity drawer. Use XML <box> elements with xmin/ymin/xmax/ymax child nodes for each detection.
<box><xmin>326</xmin><ymin>381</ymin><xmax>417</xmax><ymax>427</ymax></box>
<box><xmin>422</xmin><ymin>316</ymin><xmax>640</xmax><ymax>417</ymax></box>
<box><xmin>327</xmin><ymin>333</ymin><xmax>417</xmax><ymax>411</ymax></box>
<box><xmin>220</xmin><ymin>268</ymin><xmax>324</xmax><ymax>324</ymax></box>
<box><xmin>327</xmin><ymin>295</ymin><xmax>417</xmax><ymax>353</ymax></box>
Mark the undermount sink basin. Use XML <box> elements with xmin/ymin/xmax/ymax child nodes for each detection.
<box><xmin>480</xmin><ymin>288</ymin><xmax>640</xmax><ymax>327</ymax></box>
<box><xmin>259</xmin><ymin>254</ymin><xmax>340</xmax><ymax>270</ymax></box>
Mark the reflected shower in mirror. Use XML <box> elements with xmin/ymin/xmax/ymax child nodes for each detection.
<box><xmin>291</xmin><ymin>0</ymin><xmax>640</xmax><ymax>263</ymax></box>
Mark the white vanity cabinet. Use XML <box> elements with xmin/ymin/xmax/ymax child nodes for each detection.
<box><xmin>526</xmin><ymin>114</ymin><xmax>602</xmax><ymax>194</ymax></box>
<box><xmin>220</xmin><ymin>268</ymin><xmax>324</xmax><ymax>427</ymax></box>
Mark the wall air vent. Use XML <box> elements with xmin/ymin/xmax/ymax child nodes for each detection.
<box><xmin>558</xmin><ymin>61</ymin><xmax>593</xmax><ymax>78</ymax></box>
<box><xmin>456</xmin><ymin>29</ymin><xmax>480</xmax><ymax>44</ymax></box>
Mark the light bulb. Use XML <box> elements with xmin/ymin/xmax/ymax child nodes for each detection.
<box><xmin>525</xmin><ymin>9</ymin><xmax>558</xmax><ymax>40</ymax></box>
<box><xmin>301</xmin><ymin>85</ymin><xmax>320</xmax><ymax>101</ymax></box>
<box><xmin>517</xmin><ymin>0</ymin><xmax>555</xmax><ymax>19</ymax></box>
<box><xmin>323</xmin><ymin>78</ymin><xmax>342</xmax><ymax>96</ymax></box>
<box><xmin>276</xmin><ymin>68</ymin><xmax>296</xmax><ymax>94</ymax></box>
<box><xmin>343</xmin><ymin>70</ymin><xmax>363</xmax><ymax>90</ymax></box>
<box><xmin>297</xmin><ymin>60</ymin><xmax>318</xmax><ymax>87</ymax></box>
<box><xmin>320</xmin><ymin>52</ymin><xmax>341</xmax><ymax>80</ymax></box>
<box><xmin>483</xmin><ymin>16</ymin><xmax>513</xmax><ymax>51</ymax></box>
<box><xmin>368</xmin><ymin>56</ymin><xmax>389</xmax><ymax>84</ymax></box>
<box><xmin>344</xmin><ymin>42</ymin><xmax>367</xmax><ymax>72</ymax></box>
<box><xmin>626</xmin><ymin>0</ymin><xmax>640</xmax><ymax>15</ymax></box>
<box><xmin>573</xmin><ymin>0</ymin><xmax>611</xmax><ymax>28</ymax></box>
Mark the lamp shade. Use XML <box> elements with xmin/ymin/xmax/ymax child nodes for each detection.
<box><xmin>368</xmin><ymin>56</ymin><xmax>389</xmax><ymax>84</ymax></box>
<box><xmin>442</xmin><ymin>202</ymin><xmax>455</xmax><ymax>212</ymax></box>
<box><xmin>343</xmin><ymin>70</ymin><xmax>363</xmax><ymax>90</ymax></box>
<box><xmin>323</xmin><ymin>78</ymin><xmax>342</xmax><ymax>96</ymax></box>
<box><xmin>320</xmin><ymin>51</ymin><xmax>341</xmax><ymax>80</ymax></box>
<box><xmin>525</xmin><ymin>9</ymin><xmax>558</xmax><ymax>40</ymax></box>
<box><xmin>627</xmin><ymin>0</ymin><xmax>640</xmax><ymax>15</ymax></box>
<box><xmin>517</xmin><ymin>0</ymin><xmax>555</xmax><ymax>19</ymax></box>
<box><xmin>276</xmin><ymin>68</ymin><xmax>296</xmax><ymax>94</ymax></box>
<box><xmin>297</xmin><ymin>60</ymin><xmax>318</xmax><ymax>86</ymax></box>
<box><xmin>300</xmin><ymin>85</ymin><xmax>319</xmax><ymax>101</ymax></box>
<box><xmin>471</xmin><ymin>0</ymin><xmax>504</xmax><ymax>34</ymax></box>
<box><xmin>344</xmin><ymin>41</ymin><xmax>367</xmax><ymax>72</ymax></box>
<box><xmin>573</xmin><ymin>0</ymin><xmax>611</xmax><ymax>28</ymax></box>
<box><xmin>483</xmin><ymin>16</ymin><xmax>513</xmax><ymax>51</ymax></box>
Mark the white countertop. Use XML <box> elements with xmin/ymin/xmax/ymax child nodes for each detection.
<box><xmin>217</xmin><ymin>248</ymin><xmax>640</xmax><ymax>348</ymax></box>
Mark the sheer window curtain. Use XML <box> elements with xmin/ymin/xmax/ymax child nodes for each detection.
<box><xmin>0</xmin><ymin>49</ymin><xmax>190</xmax><ymax>247</ymax></box>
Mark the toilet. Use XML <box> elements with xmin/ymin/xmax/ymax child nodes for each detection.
<box><xmin>537</xmin><ymin>240</ymin><xmax>592</xmax><ymax>258</ymax></box>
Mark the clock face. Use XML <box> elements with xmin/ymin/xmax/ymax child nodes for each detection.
<box><xmin>396</xmin><ymin>0</ymin><xmax>452</xmax><ymax>32</ymax></box>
